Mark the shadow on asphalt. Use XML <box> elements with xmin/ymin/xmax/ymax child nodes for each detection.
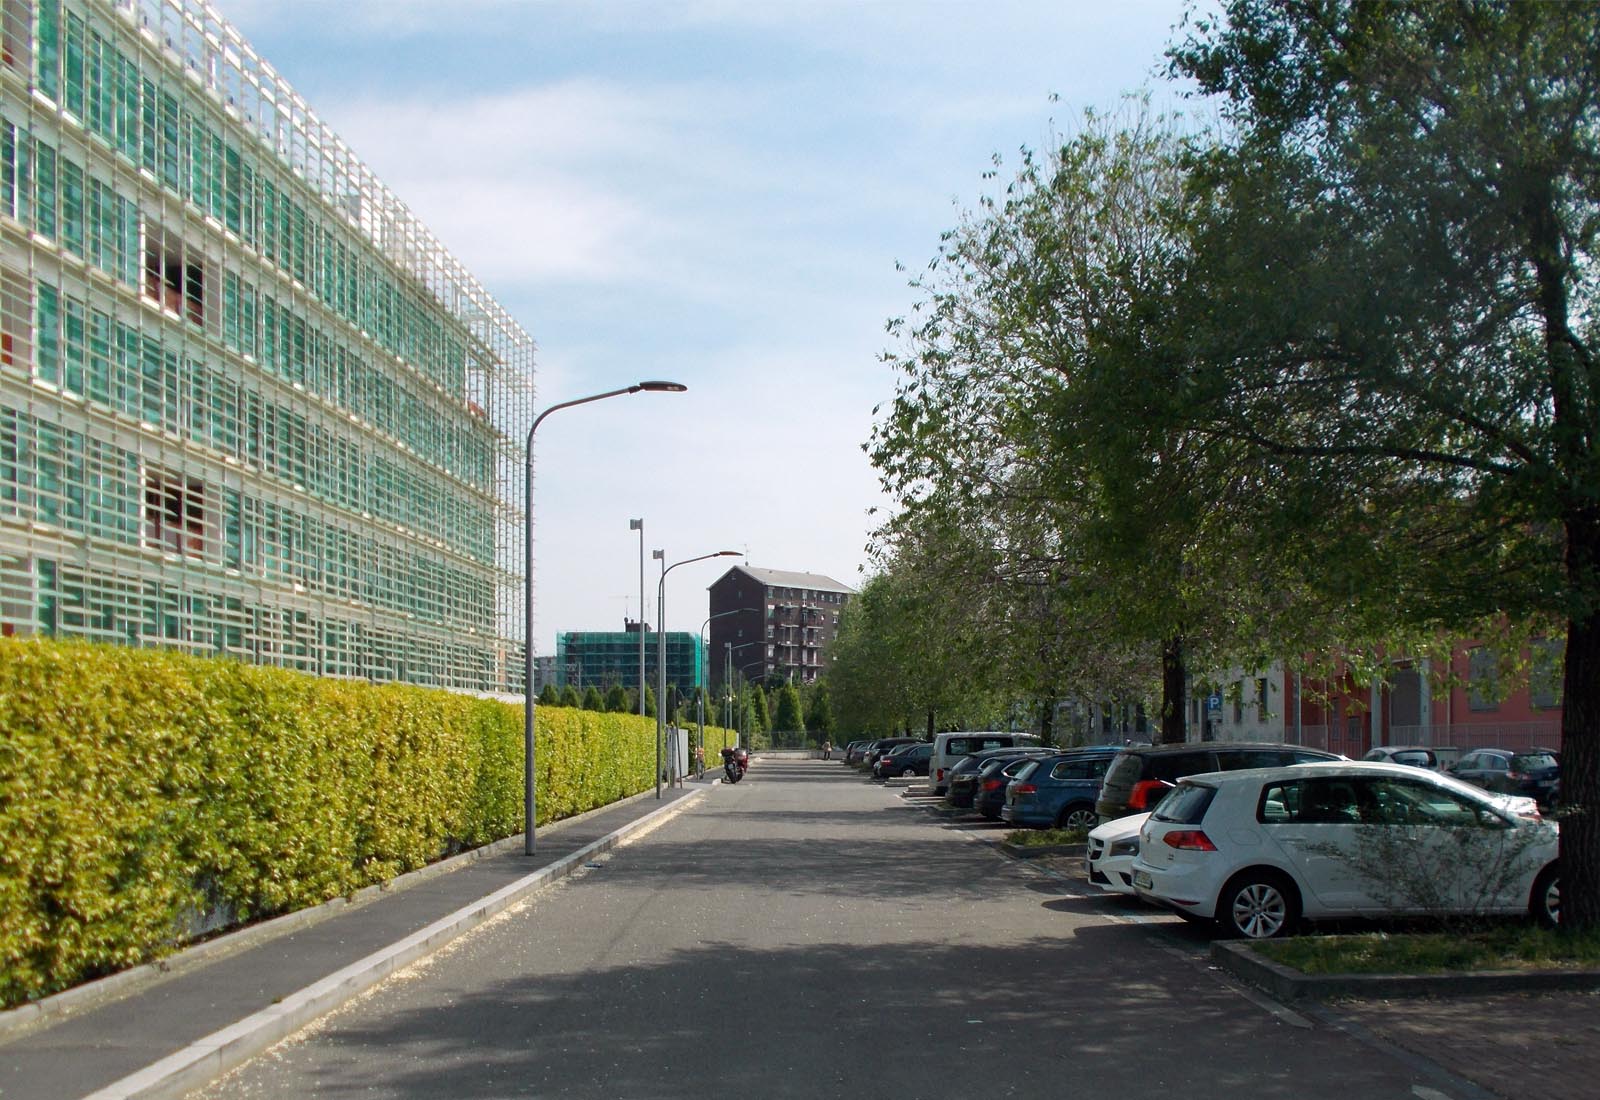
<box><xmin>229</xmin><ymin>928</ymin><xmax>1415</xmax><ymax>1100</ymax></box>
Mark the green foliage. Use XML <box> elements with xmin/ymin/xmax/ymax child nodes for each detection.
<box><xmin>0</xmin><ymin>637</ymin><xmax>720</xmax><ymax>1008</ymax></box>
<box><xmin>806</xmin><ymin>681</ymin><xmax>835</xmax><ymax>737</ymax></box>
<box><xmin>774</xmin><ymin>684</ymin><xmax>804</xmax><ymax>733</ymax></box>
<box><xmin>604</xmin><ymin>684</ymin><xmax>630</xmax><ymax>713</ymax></box>
<box><xmin>749</xmin><ymin>685</ymin><xmax>769</xmax><ymax>734</ymax></box>
<box><xmin>581</xmin><ymin>686</ymin><xmax>604</xmax><ymax>711</ymax></box>
<box><xmin>1254</xmin><ymin>927</ymin><xmax>1600</xmax><ymax>977</ymax></box>
<box><xmin>559</xmin><ymin>685</ymin><xmax>582</xmax><ymax>708</ymax></box>
<box><xmin>643</xmin><ymin>685</ymin><xmax>657</xmax><ymax>719</ymax></box>
<box><xmin>537</xmin><ymin>683</ymin><xmax>560</xmax><ymax>707</ymax></box>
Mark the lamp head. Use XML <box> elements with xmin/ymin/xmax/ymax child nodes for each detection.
<box><xmin>652</xmin><ymin>549</ymin><xmax>665</xmax><ymax>560</ymax></box>
<box><xmin>629</xmin><ymin>518</ymin><xmax>642</xmax><ymax>531</ymax></box>
<box><xmin>635</xmin><ymin>380</ymin><xmax>688</xmax><ymax>393</ymax></box>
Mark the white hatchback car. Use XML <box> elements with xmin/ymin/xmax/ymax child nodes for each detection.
<box><xmin>1130</xmin><ymin>761</ymin><xmax>1560</xmax><ymax>938</ymax></box>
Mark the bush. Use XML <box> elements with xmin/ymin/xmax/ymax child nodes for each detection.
<box><xmin>0</xmin><ymin>637</ymin><xmax>734</xmax><ymax>1007</ymax></box>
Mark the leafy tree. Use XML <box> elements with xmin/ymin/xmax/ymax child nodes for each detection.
<box><xmin>581</xmin><ymin>686</ymin><xmax>604</xmax><ymax>712</ymax></box>
<box><xmin>559</xmin><ymin>684</ymin><xmax>582</xmax><ymax>709</ymax></box>
<box><xmin>806</xmin><ymin>681</ymin><xmax>836</xmax><ymax>738</ymax></box>
<box><xmin>642</xmin><ymin>685</ymin><xmax>657</xmax><ymax>720</ymax></box>
<box><xmin>774</xmin><ymin>683</ymin><xmax>804</xmax><ymax>733</ymax></box>
<box><xmin>1166</xmin><ymin>1</ymin><xmax>1600</xmax><ymax>927</ymax></box>
<box><xmin>750</xmin><ymin>683</ymin><xmax>770</xmax><ymax>734</ymax></box>
<box><xmin>537</xmin><ymin>683</ymin><xmax>560</xmax><ymax>707</ymax></box>
<box><xmin>603</xmin><ymin>683</ymin><xmax>629</xmax><ymax>713</ymax></box>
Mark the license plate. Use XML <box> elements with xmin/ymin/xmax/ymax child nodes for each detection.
<box><xmin>1132</xmin><ymin>870</ymin><xmax>1153</xmax><ymax>890</ymax></box>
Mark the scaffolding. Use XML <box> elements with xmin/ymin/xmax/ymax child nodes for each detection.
<box><xmin>0</xmin><ymin>0</ymin><xmax>535</xmax><ymax>689</ymax></box>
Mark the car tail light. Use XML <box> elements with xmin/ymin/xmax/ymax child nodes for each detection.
<box><xmin>1128</xmin><ymin>779</ymin><xmax>1168</xmax><ymax>810</ymax></box>
<box><xmin>982</xmin><ymin>779</ymin><xmax>1003</xmax><ymax>791</ymax></box>
<box><xmin>936</xmin><ymin>768</ymin><xmax>945</xmax><ymax>781</ymax></box>
<box><xmin>1013</xmin><ymin>783</ymin><xmax>1037</xmax><ymax>795</ymax></box>
<box><xmin>1162</xmin><ymin>830</ymin><xmax>1217</xmax><ymax>851</ymax></box>
<box><xmin>1507</xmin><ymin>771</ymin><xmax>1525</xmax><ymax>781</ymax></box>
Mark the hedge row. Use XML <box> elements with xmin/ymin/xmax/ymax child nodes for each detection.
<box><xmin>0</xmin><ymin>637</ymin><xmax>733</xmax><ymax>1007</ymax></box>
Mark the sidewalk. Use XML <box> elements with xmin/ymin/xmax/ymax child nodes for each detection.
<box><xmin>0</xmin><ymin>781</ymin><xmax>712</xmax><ymax>1100</ymax></box>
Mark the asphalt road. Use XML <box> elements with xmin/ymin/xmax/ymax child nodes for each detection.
<box><xmin>192</xmin><ymin>758</ymin><xmax>1459</xmax><ymax>1099</ymax></box>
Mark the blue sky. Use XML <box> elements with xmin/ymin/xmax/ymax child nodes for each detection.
<box><xmin>221</xmin><ymin>0</ymin><xmax>1194</xmax><ymax>652</ymax></box>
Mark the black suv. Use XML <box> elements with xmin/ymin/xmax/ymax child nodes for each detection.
<box><xmin>1094</xmin><ymin>742</ymin><xmax>1342</xmax><ymax>821</ymax></box>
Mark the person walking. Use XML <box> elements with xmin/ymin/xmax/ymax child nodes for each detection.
<box><xmin>822</xmin><ymin>739</ymin><xmax>833</xmax><ymax>761</ymax></box>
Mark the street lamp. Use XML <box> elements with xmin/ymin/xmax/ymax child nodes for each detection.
<box><xmin>655</xmin><ymin>549</ymin><xmax>740</xmax><ymax>797</ymax></box>
<box><xmin>524</xmin><ymin>381</ymin><xmax>685</xmax><ymax>855</ymax></box>
<box><xmin>699</xmin><ymin>608</ymin><xmax>757</xmax><ymax>774</ymax></box>
<box><xmin>629</xmin><ymin>518</ymin><xmax>645</xmax><ymax>717</ymax></box>
<box><xmin>736</xmin><ymin>658</ymin><xmax>766</xmax><ymax>750</ymax></box>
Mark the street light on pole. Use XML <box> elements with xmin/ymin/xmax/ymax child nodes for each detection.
<box><xmin>654</xmin><ymin>549</ymin><xmax>740</xmax><ymax>797</ymax></box>
<box><xmin>629</xmin><ymin>518</ymin><xmax>645</xmax><ymax>717</ymax></box>
<box><xmin>524</xmin><ymin>381</ymin><xmax>685</xmax><ymax>855</ymax></box>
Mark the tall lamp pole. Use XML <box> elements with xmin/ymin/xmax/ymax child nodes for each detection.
<box><xmin>654</xmin><ymin>549</ymin><xmax>740</xmax><ymax>797</ymax></box>
<box><xmin>524</xmin><ymin>381</ymin><xmax>685</xmax><ymax>855</ymax></box>
<box><xmin>630</xmin><ymin>518</ymin><xmax>645</xmax><ymax>716</ymax></box>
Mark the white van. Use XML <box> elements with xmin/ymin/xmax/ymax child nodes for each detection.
<box><xmin>929</xmin><ymin>732</ymin><xmax>1040</xmax><ymax>795</ymax></box>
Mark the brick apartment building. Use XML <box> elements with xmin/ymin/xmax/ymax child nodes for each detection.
<box><xmin>707</xmin><ymin>566</ymin><xmax>853</xmax><ymax>690</ymax></box>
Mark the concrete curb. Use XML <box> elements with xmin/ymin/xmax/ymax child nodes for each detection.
<box><xmin>0</xmin><ymin>784</ymin><xmax>680</xmax><ymax>1042</ymax></box>
<box><xmin>1211</xmin><ymin>940</ymin><xmax>1600</xmax><ymax>1002</ymax></box>
<box><xmin>77</xmin><ymin>788</ymin><xmax>708</xmax><ymax>1100</ymax></box>
<box><xmin>1000</xmin><ymin>841</ymin><xmax>1087</xmax><ymax>860</ymax></box>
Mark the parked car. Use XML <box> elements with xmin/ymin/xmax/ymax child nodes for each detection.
<box><xmin>929</xmin><ymin>731</ymin><xmax>1041</xmax><ymax>796</ymax></box>
<box><xmin>1361</xmin><ymin>745</ymin><xmax>1461</xmax><ymax>771</ymax></box>
<box><xmin>1130</xmin><ymin>761</ymin><xmax>1560</xmax><ymax>938</ymax></box>
<box><xmin>1001</xmin><ymin>748</ymin><xmax>1118</xmax><ymax>830</ymax></box>
<box><xmin>845</xmin><ymin>740</ymin><xmax>881</xmax><ymax>765</ymax></box>
<box><xmin>1451</xmin><ymin>749</ymin><xmax>1562</xmax><ymax>810</ymax></box>
<box><xmin>862</xmin><ymin>737</ymin><xmax>922</xmax><ymax>767</ymax></box>
<box><xmin>874</xmin><ymin>741</ymin><xmax>933</xmax><ymax>779</ymax></box>
<box><xmin>1085</xmin><ymin>812</ymin><xmax>1149</xmax><ymax>895</ymax></box>
<box><xmin>1095</xmin><ymin>742</ymin><xmax>1343</xmax><ymax>822</ymax></box>
<box><xmin>942</xmin><ymin>748</ymin><xmax>1049</xmax><ymax>810</ymax></box>
<box><xmin>972</xmin><ymin>756</ymin><xmax>1042</xmax><ymax>821</ymax></box>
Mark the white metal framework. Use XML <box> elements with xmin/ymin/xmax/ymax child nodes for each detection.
<box><xmin>0</xmin><ymin>0</ymin><xmax>535</xmax><ymax>688</ymax></box>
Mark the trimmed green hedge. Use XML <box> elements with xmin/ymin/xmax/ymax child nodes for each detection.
<box><xmin>0</xmin><ymin>637</ymin><xmax>733</xmax><ymax>1007</ymax></box>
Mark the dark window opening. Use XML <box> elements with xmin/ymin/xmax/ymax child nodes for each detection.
<box><xmin>143</xmin><ymin>226</ymin><xmax>209</xmax><ymax>326</ymax></box>
<box><xmin>145</xmin><ymin>470</ymin><xmax>207</xmax><ymax>556</ymax></box>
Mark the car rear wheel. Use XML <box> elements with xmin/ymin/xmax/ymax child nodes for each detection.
<box><xmin>1532</xmin><ymin>864</ymin><xmax>1561</xmax><ymax>928</ymax></box>
<box><xmin>1057</xmin><ymin>803</ymin><xmax>1098</xmax><ymax>831</ymax></box>
<box><xmin>1218</xmin><ymin>870</ymin><xmax>1300</xmax><ymax>940</ymax></box>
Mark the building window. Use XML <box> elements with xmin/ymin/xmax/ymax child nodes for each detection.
<box><xmin>0</xmin><ymin>267</ymin><xmax>29</xmax><ymax>371</ymax></box>
<box><xmin>145</xmin><ymin>469</ymin><xmax>207</xmax><ymax>556</ymax></box>
<box><xmin>143</xmin><ymin>224</ymin><xmax>213</xmax><ymax>326</ymax></box>
<box><xmin>1530</xmin><ymin>639</ymin><xmax>1564</xmax><ymax>709</ymax></box>
<box><xmin>2</xmin><ymin>1</ymin><xmax>30</xmax><ymax>73</ymax></box>
<box><xmin>1256</xmin><ymin>677</ymin><xmax>1269</xmax><ymax>723</ymax></box>
<box><xmin>1467</xmin><ymin>647</ymin><xmax>1499</xmax><ymax>711</ymax></box>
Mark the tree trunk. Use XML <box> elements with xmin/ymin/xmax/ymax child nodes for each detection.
<box><xmin>1560</xmin><ymin>509</ymin><xmax>1600</xmax><ymax>932</ymax></box>
<box><xmin>926</xmin><ymin>708</ymin><xmax>936</xmax><ymax>742</ymax></box>
<box><xmin>1039</xmin><ymin>697</ymin><xmax>1056</xmax><ymax>747</ymax></box>
<box><xmin>1160</xmin><ymin>635</ymin><xmax>1187</xmax><ymax>745</ymax></box>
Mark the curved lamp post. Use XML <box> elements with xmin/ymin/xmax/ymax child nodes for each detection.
<box><xmin>655</xmin><ymin>549</ymin><xmax>740</xmax><ymax>797</ymax></box>
<box><xmin>525</xmin><ymin>381</ymin><xmax>685</xmax><ymax>855</ymax></box>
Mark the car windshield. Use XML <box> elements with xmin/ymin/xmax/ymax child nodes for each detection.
<box><xmin>1014</xmin><ymin>760</ymin><xmax>1040</xmax><ymax>780</ymax></box>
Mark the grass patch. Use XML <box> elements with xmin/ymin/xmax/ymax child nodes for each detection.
<box><xmin>1254</xmin><ymin>926</ymin><xmax>1600</xmax><ymax>975</ymax></box>
<box><xmin>1004</xmin><ymin>828</ymin><xmax>1088</xmax><ymax>847</ymax></box>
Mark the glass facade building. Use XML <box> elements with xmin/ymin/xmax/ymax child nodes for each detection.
<box><xmin>0</xmin><ymin>0</ymin><xmax>534</xmax><ymax>689</ymax></box>
<box><xmin>556</xmin><ymin>629</ymin><xmax>704</xmax><ymax>700</ymax></box>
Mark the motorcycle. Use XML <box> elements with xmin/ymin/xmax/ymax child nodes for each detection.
<box><xmin>721</xmin><ymin>746</ymin><xmax>749</xmax><ymax>784</ymax></box>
